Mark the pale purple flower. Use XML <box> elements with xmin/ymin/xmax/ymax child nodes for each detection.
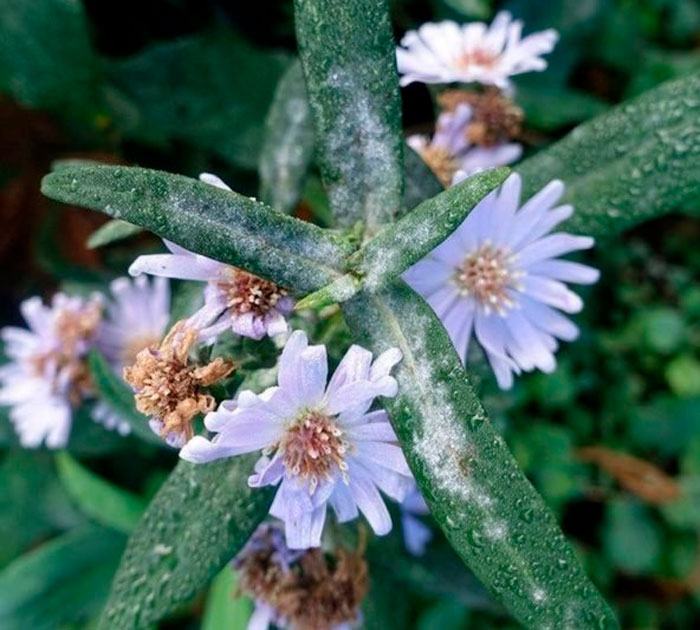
<box><xmin>403</xmin><ymin>173</ymin><xmax>599</xmax><ymax>389</ymax></box>
<box><xmin>180</xmin><ymin>330</ymin><xmax>411</xmax><ymax>549</ymax></box>
<box><xmin>400</xmin><ymin>483</ymin><xmax>432</xmax><ymax>556</ymax></box>
<box><xmin>397</xmin><ymin>12</ymin><xmax>558</xmax><ymax>89</ymax></box>
<box><xmin>0</xmin><ymin>293</ymin><xmax>102</xmax><ymax>447</ymax></box>
<box><xmin>408</xmin><ymin>103</ymin><xmax>521</xmax><ymax>187</ymax></box>
<box><xmin>93</xmin><ymin>276</ymin><xmax>171</xmax><ymax>435</ymax></box>
<box><xmin>129</xmin><ymin>173</ymin><xmax>293</xmax><ymax>342</ymax></box>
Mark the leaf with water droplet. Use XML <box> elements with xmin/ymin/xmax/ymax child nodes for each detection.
<box><xmin>342</xmin><ymin>282</ymin><xmax>619</xmax><ymax>630</ymax></box>
<box><xmin>518</xmin><ymin>73</ymin><xmax>700</xmax><ymax>237</ymax></box>
<box><xmin>41</xmin><ymin>164</ymin><xmax>355</xmax><ymax>294</ymax></box>
<box><xmin>97</xmin><ymin>456</ymin><xmax>273</xmax><ymax>629</ymax></box>
<box><xmin>294</xmin><ymin>0</ymin><xmax>404</xmax><ymax>234</ymax></box>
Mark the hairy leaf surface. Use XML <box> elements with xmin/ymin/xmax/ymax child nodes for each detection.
<box><xmin>42</xmin><ymin>165</ymin><xmax>354</xmax><ymax>294</ymax></box>
<box><xmin>342</xmin><ymin>282</ymin><xmax>618</xmax><ymax>630</ymax></box>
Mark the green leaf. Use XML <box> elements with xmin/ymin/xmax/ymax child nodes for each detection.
<box><xmin>202</xmin><ymin>568</ymin><xmax>252</xmax><ymax>630</ymax></box>
<box><xmin>0</xmin><ymin>0</ymin><xmax>100</xmax><ymax>116</ymax></box>
<box><xmin>517</xmin><ymin>73</ymin><xmax>700</xmax><ymax>237</ymax></box>
<box><xmin>88</xmin><ymin>350</ymin><xmax>165</xmax><ymax>447</ymax></box>
<box><xmin>41</xmin><ymin>165</ymin><xmax>355</xmax><ymax>294</ymax></box>
<box><xmin>259</xmin><ymin>60</ymin><xmax>314</xmax><ymax>213</ymax></box>
<box><xmin>0</xmin><ymin>525</ymin><xmax>126</xmax><ymax>630</ymax></box>
<box><xmin>603</xmin><ymin>500</ymin><xmax>662</xmax><ymax>574</ymax></box>
<box><xmin>349</xmin><ymin>168</ymin><xmax>509</xmax><ymax>292</ymax></box>
<box><xmin>294</xmin><ymin>0</ymin><xmax>404</xmax><ymax>233</ymax></box>
<box><xmin>87</xmin><ymin>219</ymin><xmax>144</xmax><ymax>249</ymax></box>
<box><xmin>106</xmin><ymin>31</ymin><xmax>289</xmax><ymax>170</ymax></box>
<box><xmin>55</xmin><ymin>452</ymin><xmax>146</xmax><ymax>534</ymax></box>
<box><xmin>98</xmin><ymin>457</ymin><xmax>273</xmax><ymax>630</ymax></box>
<box><xmin>342</xmin><ymin>282</ymin><xmax>618</xmax><ymax>630</ymax></box>
<box><xmin>0</xmin><ymin>451</ymin><xmax>82</xmax><ymax>568</ymax></box>
<box><xmin>402</xmin><ymin>145</ymin><xmax>443</xmax><ymax>217</ymax></box>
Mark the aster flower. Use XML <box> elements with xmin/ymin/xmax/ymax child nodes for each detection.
<box><xmin>91</xmin><ymin>276</ymin><xmax>171</xmax><ymax>436</ymax></box>
<box><xmin>408</xmin><ymin>103</ymin><xmax>521</xmax><ymax>188</ymax></box>
<box><xmin>234</xmin><ymin>522</ymin><xmax>367</xmax><ymax>630</ymax></box>
<box><xmin>129</xmin><ymin>173</ymin><xmax>293</xmax><ymax>342</ymax></box>
<box><xmin>400</xmin><ymin>483</ymin><xmax>433</xmax><ymax>556</ymax></box>
<box><xmin>180</xmin><ymin>330</ymin><xmax>411</xmax><ymax>549</ymax></box>
<box><xmin>403</xmin><ymin>173</ymin><xmax>599</xmax><ymax>389</ymax></box>
<box><xmin>397</xmin><ymin>12</ymin><xmax>558</xmax><ymax>89</ymax></box>
<box><xmin>0</xmin><ymin>293</ymin><xmax>102</xmax><ymax>447</ymax></box>
<box><xmin>123</xmin><ymin>321</ymin><xmax>235</xmax><ymax>447</ymax></box>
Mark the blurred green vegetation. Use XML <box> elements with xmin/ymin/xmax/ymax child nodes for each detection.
<box><xmin>0</xmin><ymin>0</ymin><xmax>699</xmax><ymax>628</ymax></box>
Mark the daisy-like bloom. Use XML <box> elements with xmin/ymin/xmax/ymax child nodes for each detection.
<box><xmin>123</xmin><ymin>321</ymin><xmax>235</xmax><ymax>447</ymax></box>
<box><xmin>92</xmin><ymin>276</ymin><xmax>171</xmax><ymax>435</ymax></box>
<box><xmin>400</xmin><ymin>483</ymin><xmax>432</xmax><ymax>556</ymax></box>
<box><xmin>234</xmin><ymin>522</ymin><xmax>367</xmax><ymax>630</ymax></box>
<box><xmin>0</xmin><ymin>293</ymin><xmax>102</xmax><ymax>447</ymax></box>
<box><xmin>403</xmin><ymin>173</ymin><xmax>600</xmax><ymax>389</ymax></box>
<box><xmin>408</xmin><ymin>103</ymin><xmax>521</xmax><ymax>187</ymax></box>
<box><xmin>396</xmin><ymin>12</ymin><xmax>558</xmax><ymax>89</ymax></box>
<box><xmin>180</xmin><ymin>330</ymin><xmax>411</xmax><ymax>549</ymax></box>
<box><xmin>129</xmin><ymin>173</ymin><xmax>293</xmax><ymax>342</ymax></box>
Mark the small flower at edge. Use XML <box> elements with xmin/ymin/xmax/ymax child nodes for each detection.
<box><xmin>396</xmin><ymin>12</ymin><xmax>558</xmax><ymax>89</ymax></box>
<box><xmin>180</xmin><ymin>330</ymin><xmax>411</xmax><ymax>549</ymax></box>
<box><xmin>403</xmin><ymin>173</ymin><xmax>600</xmax><ymax>389</ymax></box>
<box><xmin>233</xmin><ymin>522</ymin><xmax>367</xmax><ymax>630</ymax></box>
<box><xmin>0</xmin><ymin>293</ymin><xmax>103</xmax><ymax>448</ymax></box>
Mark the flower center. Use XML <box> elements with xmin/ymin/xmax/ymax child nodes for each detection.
<box><xmin>216</xmin><ymin>267</ymin><xmax>288</xmax><ymax>318</ymax></box>
<box><xmin>420</xmin><ymin>145</ymin><xmax>460</xmax><ymax>188</ymax></box>
<box><xmin>455</xmin><ymin>48</ymin><xmax>498</xmax><ymax>71</ymax></box>
<box><xmin>456</xmin><ymin>242</ymin><xmax>522</xmax><ymax>314</ymax></box>
<box><xmin>30</xmin><ymin>302</ymin><xmax>102</xmax><ymax>403</ymax></box>
<box><xmin>280</xmin><ymin>411</ymin><xmax>348</xmax><ymax>492</ymax></box>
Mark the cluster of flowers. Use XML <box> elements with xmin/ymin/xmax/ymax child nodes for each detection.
<box><xmin>0</xmin><ymin>12</ymin><xmax>602</xmax><ymax>630</ymax></box>
<box><xmin>398</xmin><ymin>11</ymin><xmax>557</xmax><ymax>186</ymax></box>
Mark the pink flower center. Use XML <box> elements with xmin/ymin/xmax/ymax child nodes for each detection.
<box><xmin>454</xmin><ymin>48</ymin><xmax>498</xmax><ymax>71</ymax></box>
<box><xmin>456</xmin><ymin>242</ymin><xmax>522</xmax><ymax>314</ymax></box>
<box><xmin>280</xmin><ymin>411</ymin><xmax>349</xmax><ymax>492</ymax></box>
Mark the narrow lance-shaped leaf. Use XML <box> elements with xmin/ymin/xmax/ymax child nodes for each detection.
<box><xmin>401</xmin><ymin>143</ymin><xmax>443</xmax><ymax>217</ymax></box>
<box><xmin>98</xmin><ymin>456</ymin><xmax>273</xmax><ymax>630</ymax></box>
<box><xmin>259</xmin><ymin>60</ymin><xmax>315</xmax><ymax>214</ymax></box>
<box><xmin>88</xmin><ymin>350</ymin><xmax>166</xmax><ymax>447</ymax></box>
<box><xmin>517</xmin><ymin>72</ymin><xmax>700</xmax><ymax>237</ymax></box>
<box><xmin>294</xmin><ymin>0</ymin><xmax>404</xmax><ymax>233</ymax></box>
<box><xmin>297</xmin><ymin>168</ymin><xmax>509</xmax><ymax>309</ymax></box>
<box><xmin>55</xmin><ymin>452</ymin><xmax>146</xmax><ymax>534</ymax></box>
<box><xmin>0</xmin><ymin>525</ymin><xmax>126</xmax><ymax>630</ymax></box>
<box><xmin>87</xmin><ymin>219</ymin><xmax>144</xmax><ymax>249</ymax></box>
<box><xmin>349</xmin><ymin>168</ymin><xmax>509</xmax><ymax>291</ymax></box>
<box><xmin>41</xmin><ymin>165</ymin><xmax>355</xmax><ymax>294</ymax></box>
<box><xmin>342</xmin><ymin>282</ymin><xmax>618</xmax><ymax>630</ymax></box>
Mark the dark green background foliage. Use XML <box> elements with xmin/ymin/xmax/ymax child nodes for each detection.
<box><xmin>1</xmin><ymin>0</ymin><xmax>700</xmax><ymax>629</ymax></box>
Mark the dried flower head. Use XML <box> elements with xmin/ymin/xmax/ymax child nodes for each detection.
<box><xmin>124</xmin><ymin>321</ymin><xmax>235</xmax><ymax>447</ymax></box>
<box><xmin>235</xmin><ymin>523</ymin><xmax>368</xmax><ymax>630</ymax></box>
<box><xmin>437</xmin><ymin>88</ymin><xmax>524</xmax><ymax>146</ymax></box>
<box><xmin>0</xmin><ymin>293</ymin><xmax>103</xmax><ymax>448</ymax></box>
